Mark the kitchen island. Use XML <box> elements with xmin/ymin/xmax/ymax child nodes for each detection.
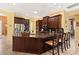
<box><xmin>13</xmin><ymin>32</ymin><xmax>54</xmax><ymax>54</ymax></box>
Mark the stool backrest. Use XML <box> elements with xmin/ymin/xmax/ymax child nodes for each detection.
<box><xmin>67</xmin><ymin>32</ymin><xmax>71</xmax><ymax>39</ymax></box>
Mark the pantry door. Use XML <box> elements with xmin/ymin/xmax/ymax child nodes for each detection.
<box><xmin>0</xmin><ymin>16</ymin><xmax>7</xmax><ymax>36</ymax></box>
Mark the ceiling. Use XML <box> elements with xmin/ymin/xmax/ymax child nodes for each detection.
<box><xmin>0</xmin><ymin>3</ymin><xmax>79</xmax><ymax>18</ymax></box>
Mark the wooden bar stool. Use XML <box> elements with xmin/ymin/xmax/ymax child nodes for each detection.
<box><xmin>45</xmin><ymin>33</ymin><xmax>60</xmax><ymax>55</ymax></box>
<box><xmin>65</xmin><ymin>32</ymin><xmax>71</xmax><ymax>49</ymax></box>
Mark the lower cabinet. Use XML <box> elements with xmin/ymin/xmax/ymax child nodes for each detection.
<box><xmin>13</xmin><ymin>36</ymin><xmax>51</xmax><ymax>54</ymax></box>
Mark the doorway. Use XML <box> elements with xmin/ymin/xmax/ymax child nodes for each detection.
<box><xmin>0</xmin><ymin>16</ymin><xmax>7</xmax><ymax>36</ymax></box>
<box><xmin>69</xmin><ymin>18</ymin><xmax>75</xmax><ymax>38</ymax></box>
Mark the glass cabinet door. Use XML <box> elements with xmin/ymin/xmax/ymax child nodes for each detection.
<box><xmin>20</xmin><ymin>24</ymin><xmax>25</xmax><ymax>32</ymax></box>
<box><xmin>14</xmin><ymin>24</ymin><xmax>25</xmax><ymax>35</ymax></box>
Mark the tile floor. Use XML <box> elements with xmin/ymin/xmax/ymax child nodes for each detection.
<box><xmin>0</xmin><ymin>35</ymin><xmax>79</xmax><ymax>55</ymax></box>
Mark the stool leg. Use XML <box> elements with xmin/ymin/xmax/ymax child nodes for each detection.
<box><xmin>66</xmin><ymin>40</ymin><xmax>69</xmax><ymax>49</ymax></box>
<box><xmin>52</xmin><ymin>47</ymin><xmax>54</xmax><ymax>55</ymax></box>
<box><xmin>69</xmin><ymin>39</ymin><xmax>70</xmax><ymax>48</ymax></box>
<box><xmin>61</xmin><ymin>43</ymin><xmax>63</xmax><ymax>53</ymax></box>
<box><xmin>57</xmin><ymin>46</ymin><xmax>60</xmax><ymax>55</ymax></box>
<box><xmin>64</xmin><ymin>41</ymin><xmax>66</xmax><ymax>50</ymax></box>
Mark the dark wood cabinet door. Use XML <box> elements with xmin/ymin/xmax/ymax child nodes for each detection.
<box><xmin>42</xmin><ymin>16</ymin><xmax>49</xmax><ymax>26</ymax></box>
<box><xmin>48</xmin><ymin>17</ymin><xmax>54</xmax><ymax>28</ymax></box>
<box><xmin>48</xmin><ymin>15</ymin><xmax>61</xmax><ymax>28</ymax></box>
<box><xmin>37</xmin><ymin>20</ymin><xmax>42</xmax><ymax>31</ymax></box>
<box><xmin>14</xmin><ymin>17</ymin><xmax>24</xmax><ymax>24</ymax></box>
<box><xmin>37</xmin><ymin>15</ymin><xmax>62</xmax><ymax>32</ymax></box>
<box><xmin>13</xmin><ymin>37</ymin><xmax>26</xmax><ymax>52</ymax></box>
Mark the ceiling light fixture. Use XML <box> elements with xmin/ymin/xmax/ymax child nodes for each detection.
<box><xmin>58</xmin><ymin>5</ymin><xmax>62</xmax><ymax>8</ymax></box>
<box><xmin>12</xmin><ymin>3</ymin><xmax>16</xmax><ymax>6</ymax></box>
<box><xmin>34</xmin><ymin>11</ymin><xmax>38</xmax><ymax>14</ymax></box>
<box><xmin>53</xmin><ymin>3</ymin><xmax>57</xmax><ymax>5</ymax></box>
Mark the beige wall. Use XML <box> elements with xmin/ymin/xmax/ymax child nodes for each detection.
<box><xmin>0</xmin><ymin>9</ymin><xmax>14</xmax><ymax>50</ymax></box>
<box><xmin>67</xmin><ymin>9</ymin><xmax>79</xmax><ymax>44</ymax></box>
<box><xmin>29</xmin><ymin>18</ymin><xmax>36</xmax><ymax>34</ymax></box>
<box><xmin>74</xmin><ymin>15</ymin><xmax>79</xmax><ymax>41</ymax></box>
<box><xmin>29</xmin><ymin>17</ymin><xmax>42</xmax><ymax>34</ymax></box>
<box><xmin>67</xmin><ymin>9</ymin><xmax>79</xmax><ymax>16</ymax></box>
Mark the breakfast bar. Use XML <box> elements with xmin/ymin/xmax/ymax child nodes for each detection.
<box><xmin>13</xmin><ymin>32</ymin><xmax>54</xmax><ymax>54</ymax></box>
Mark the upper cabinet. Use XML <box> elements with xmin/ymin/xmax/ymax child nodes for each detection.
<box><xmin>36</xmin><ymin>16</ymin><xmax>49</xmax><ymax>32</ymax></box>
<box><xmin>14</xmin><ymin>17</ymin><xmax>29</xmax><ymax>34</ymax></box>
<box><xmin>38</xmin><ymin>15</ymin><xmax>62</xmax><ymax>32</ymax></box>
<box><xmin>42</xmin><ymin>16</ymin><xmax>49</xmax><ymax>26</ymax></box>
<box><xmin>48</xmin><ymin>15</ymin><xmax>62</xmax><ymax>28</ymax></box>
<box><xmin>14</xmin><ymin>17</ymin><xmax>25</xmax><ymax>24</ymax></box>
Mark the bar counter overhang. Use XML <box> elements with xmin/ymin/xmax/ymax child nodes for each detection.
<box><xmin>13</xmin><ymin>32</ymin><xmax>54</xmax><ymax>54</ymax></box>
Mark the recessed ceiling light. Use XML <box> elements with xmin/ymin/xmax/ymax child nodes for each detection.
<box><xmin>34</xmin><ymin>11</ymin><xmax>38</xmax><ymax>14</ymax></box>
<box><xmin>58</xmin><ymin>5</ymin><xmax>62</xmax><ymax>8</ymax></box>
<box><xmin>53</xmin><ymin>3</ymin><xmax>57</xmax><ymax>5</ymax></box>
<box><xmin>12</xmin><ymin>3</ymin><xmax>16</xmax><ymax>6</ymax></box>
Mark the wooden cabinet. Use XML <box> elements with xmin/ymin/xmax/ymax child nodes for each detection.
<box><xmin>40</xmin><ymin>15</ymin><xmax>62</xmax><ymax>29</ymax></box>
<box><xmin>42</xmin><ymin>16</ymin><xmax>49</xmax><ymax>26</ymax></box>
<box><xmin>14</xmin><ymin>17</ymin><xmax>25</xmax><ymax>24</ymax></box>
<box><xmin>13</xmin><ymin>35</ymin><xmax>51</xmax><ymax>54</ymax></box>
<box><xmin>14</xmin><ymin>17</ymin><xmax>29</xmax><ymax>34</ymax></box>
<box><xmin>13</xmin><ymin>37</ymin><xmax>26</xmax><ymax>52</ymax></box>
<box><xmin>36</xmin><ymin>20</ymin><xmax>42</xmax><ymax>31</ymax></box>
<box><xmin>48</xmin><ymin>15</ymin><xmax>61</xmax><ymax>28</ymax></box>
<box><xmin>37</xmin><ymin>16</ymin><xmax>49</xmax><ymax>31</ymax></box>
<box><xmin>36</xmin><ymin>15</ymin><xmax>62</xmax><ymax>32</ymax></box>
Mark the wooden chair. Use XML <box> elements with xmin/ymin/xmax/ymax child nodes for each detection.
<box><xmin>65</xmin><ymin>32</ymin><xmax>71</xmax><ymax>49</ymax></box>
<box><xmin>45</xmin><ymin>28</ymin><xmax>64</xmax><ymax>55</ymax></box>
<box><xmin>63</xmin><ymin>33</ymin><xmax>67</xmax><ymax>51</ymax></box>
<box><xmin>45</xmin><ymin>32</ymin><xmax>60</xmax><ymax>55</ymax></box>
<box><xmin>55</xmin><ymin>28</ymin><xmax>64</xmax><ymax>53</ymax></box>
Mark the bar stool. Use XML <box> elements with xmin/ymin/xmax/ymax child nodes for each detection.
<box><xmin>45</xmin><ymin>32</ymin><xmax>60</xmax><ymax>55</ymax></box>
<box><xmin>65</xmin><ymin>32</ymin><xmax>71</xmax><ymax>49</ymax></box>
<box><xmin>55</xmin><ymin>28</ymin><xmax>64</xmax><ymax>53</ymax></box>
<box><xmin>63</xmin><ymin>33</ymin><xmax>67</xmax><ymax>51</ymax></box>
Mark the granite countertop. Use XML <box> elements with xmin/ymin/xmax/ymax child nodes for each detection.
<box><xmin>13</xmin><ymin>32</ymin><xmax>54</xmax><ymax>38</ymax></box>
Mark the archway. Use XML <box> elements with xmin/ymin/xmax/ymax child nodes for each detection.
<box><xmin>69</xmin><ymin>18</ymin><xmax>75</xmax><ymax>38</ymax></box>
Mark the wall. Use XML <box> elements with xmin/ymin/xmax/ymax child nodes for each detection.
<box><xmin>74</xmin><ymin>15</ymin><xmax>79</xmax><ymax>42</ymax></box>
<box><xmin>67</xmin><ymin>9</ymin><xmax>79</xmax><ymax>44</ymax></box>
<box><xmin>67</xmin><ymin>9</ymin><xmax>79</xmax><ymax>16</ymax></box>
<box><xmin>29</xmin><ymin>17</ymin><xmax>42</xmax><ymax>34</ymax></box>
<box><xmin>29</xmin><ymin>18</ymin><xmax>36</xmax><ymax>34</ymax></box>
<box><xmin>0</xmin><ymin>9</ymin><xmax>14</xmax><ymax>51</ymax></box>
